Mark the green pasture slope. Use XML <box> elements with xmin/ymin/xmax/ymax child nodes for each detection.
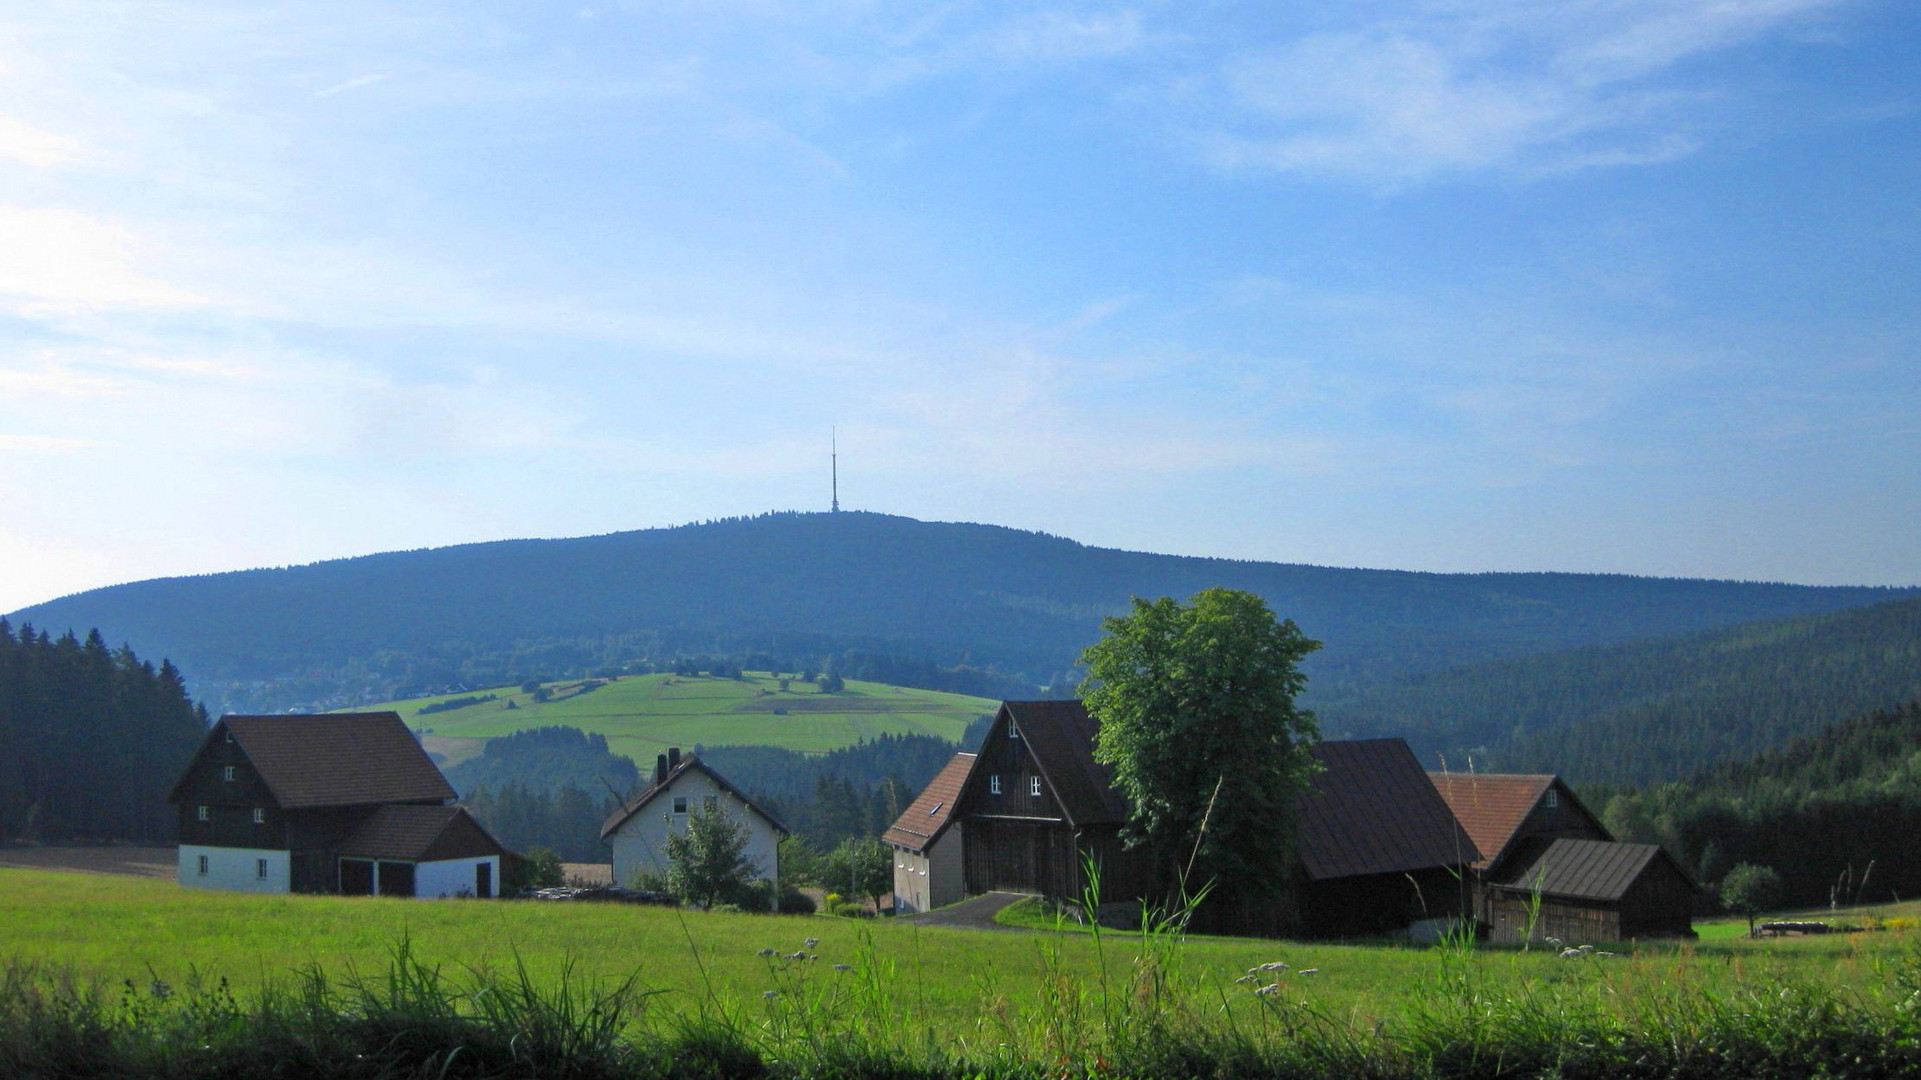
<box><xmin>346</xmin><ymin>673</ymin><xmax>997</xmax><ymax>768</ymax></box>
<box><xmin>0</xmin><ymin>867</ymin><xmax>1910</xmax><ymax>1036</ymax></box>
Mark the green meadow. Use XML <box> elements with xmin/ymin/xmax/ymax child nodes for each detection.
<box><xmin>3</xmin><ymin>867</ymin><xmax>1913</xmax><ymax>1037</ymax></box>
<box><xmin>344</xmin><ymin>673</ymin><xmax>997</xmax><ymax>768</ymax></box>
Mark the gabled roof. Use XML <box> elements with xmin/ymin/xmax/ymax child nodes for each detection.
<box><xmin>1426</xmin><ymin>772</ymin><xmax>1609</xmax><ymax>872</ymax></box>
<box><xmin>600</xmin><ymin>754</ymin><xmax>789</xmax><ymax>840</ymax></box>
<box><xmin>1000</xmin><ymin>700</ymin><xmax>1128</xmax><ymax>826</ymax></box>
<box><xmin>1426</xmin><ymin>772</ymin><xmax>1554</xmax><ymax>872</ymax></box>
<box><xmin>169</xmin><ymin>713</ymin><xmax>456</xmax><ymax>810</ymax></box>
<box><xmin>883</xmin><ymin>752</ymin><xmax>976</xmax><ymax>852</ymax></box>
<box><xmin>1490</xmin><ymin>837</ymin><xmax>1701</xmax><ymax>902</ymax></box>
<box><xmin>338</xmin><ymin>804</ymin><xmax>509</xmax><ymax>862</ymax></box>
<box><xmin>1296</xmin><ymin>739</ymin><xmax>1481</xmax><ymax>881</ymax></box>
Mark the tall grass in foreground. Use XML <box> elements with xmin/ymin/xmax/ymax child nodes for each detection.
<box><xmin>7</xmin><ymin>925</ymin><xmax>1921</xmax><ymax>1079</ymax></box>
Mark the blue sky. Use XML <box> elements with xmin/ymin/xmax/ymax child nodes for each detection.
<box><xmin>2</xmin><ymin>0</ymin><xmax>1917</xmax><ymax>613</ymax></box>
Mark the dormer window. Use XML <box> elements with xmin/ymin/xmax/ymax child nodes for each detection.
<box><xmin>989</xmin><ymin>774</ymin><xmax>1002</xmax><ymax>795</ymax></box>
<box><xmin>223</xmin><ymin>765</ymin><xmax>236</xmax><ymax>782</ymax></box>
<box><xmin>1030</xmin><ymin>776</ymin><xmax>1042</xmax><ymax>797</ymax></box>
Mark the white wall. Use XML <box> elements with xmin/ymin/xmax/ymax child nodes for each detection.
<box><xmin>415</xmin><ymin>856</ymin><xmax>500</xmax><ymax>899</ymax></box>
<box><xmin>178</xmin><ymin>845</ymin><xmax>290</xmax><ymax>894</ymax></box>
<box><xmin>608</xmin><ymin>769</ymin><xmax>781</xmax><ymax>892</ymax></box>
<box><xmin>892</xmin><ymin>825</ymin><xmax>964</xmax><ymax>914</ymax></box>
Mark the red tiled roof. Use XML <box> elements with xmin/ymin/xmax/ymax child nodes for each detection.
<box><xmin>883</xmin><ymin>752</ymin><xmax>975</xmax><ymax>852</ymax></box>
<box><xmin>1296</xmin><ymin>739</ymin><xmax>1481</xmax><ymax>881</ymax></box>
<box><xmin>599</xmin><ymin>754</ymin><xmax>789</xmax><ymax>839</ymax></box>
<box><xmin>338</xmin><ymin>804</ymin><xmax>509</xmax><ymax>862</ymax></box>
<box><xmin>174</xmin><ymin>713</ymin><xmax>456</xmax><ymax>810</ymax></box>
<box><xmin>1426</xmin><ymin>772</ymin><xmax>1555</xmax><ymax>871</ymax></box>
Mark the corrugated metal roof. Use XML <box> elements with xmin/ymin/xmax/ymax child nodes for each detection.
<box><xmin>1426</xmin><ymin>772</ymin><xmax>1555</xmax><ymax>871</ymax></box>
<box><xmin>882</xmin><ymin>752</ymin><xmax>975</xmax><ymax>852</ymax></box>
<box><xmin>1003</xmin><ymin>700</ymin><xmax>1129</xmax><ymax>827</ymax></box>
<box><xmin>599</xmin><ymin>754</ymin><xmax>789</xmax><ymax>839</ymax></box>
<box><xmin>1296</xmin><ymin>739</ymin><xmax>1481</xmax><ymax>881</ymax></box>
<box><xmin>1490</xmin><ymin>837</ymin><xmax>1678</xmax><ymax>902</ymax></box>
<box><xmin>338</xmin><ymin>804</ymin><xmax>507</xmax><ymax>861</ymax></box>
<box><xmin>194</xmin><ymin>713</ymin><xmax>456</xmax><ymax>810</ymax></box>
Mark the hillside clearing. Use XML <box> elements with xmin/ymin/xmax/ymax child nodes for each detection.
<box><xmin>347</xmin><ymin>673</ymin><xmax>996</xmax><ymax>765</ymax></box>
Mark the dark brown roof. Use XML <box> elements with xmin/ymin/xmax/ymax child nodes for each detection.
<box><xmin>600</xmin><ymin>754</ymin><xmax>789</xmax><ymax>840</ymax></box>
<box><xmin>1296</xmin><ymin>739</ymin><xmax>1481</xmax><ymax>881</ymax></box>
<box><xmin>1426</xmin><ymin>772</ymin><xmax>1555</xmax><ymax>871</ymax></box>
<box><xmin>1003</xmin><ymin>700</ymin><xmax>1128</xmax><ymax>826</ymax></box>
<box><xmin>170</xmin><ymin>713</ymin><xmax>456</xmax><ymax>810</ymax></box>
<box><xmin>883</xmin><ymin>752</ymin><xmax>975</xmax><ymax>852</ymax></box>
<box><xmin>338</xmin><ymin>805</ymin><xmax>509</xmax><ymax>862</ymax></box>
<box><xmin>1490</xmin><ymin>837</ymin><xmax>1699</xmax><ymax>902</ymax></box>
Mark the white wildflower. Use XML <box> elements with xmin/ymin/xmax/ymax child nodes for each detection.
<box><xmin>756</xmin><ymin>948</ymin><xmax>777</xmax><ymax>957</ymax></box>
<box><xmin>763</xmin><ymin>990</ymin><xmax>780</xmax><ymax>999</ymax></box>
<box><xmin>1560</xmin><ymin>948</ymin><xmax>1583</xmax><ymax>959</ymax></box>
<box><xmin>1297</xmin><ymin>969</ymin><xmax>1319</xmax><ymax>977</ymax></box>
<box><xmin>1259</xmin><ymin>961</ymin><xmax>1290</xmax><ymax>971</ymax></box>
<box><xmin>1234</xmin><ymin>974</ymin><xmax>1259</xmax><ymax>985</ymax></box>
<box><xmin>832</xmin><ymin>964</ymin><xmax>853</xmax><ymax>972</ymax></box>
<box><xmin>1255</xmin><ymin>984</ymin><xmax>1281</xmax><ymax>996</ymax></box>
<box><xmin>804</xmin><ymin>938</ymin><xmax>819</xmax><ymax>948</ymax></box>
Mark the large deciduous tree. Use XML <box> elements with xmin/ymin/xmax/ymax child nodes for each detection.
<box><xmin>1080</xmin><ymin>588</ymin><xmax>1321</xmax><ymax>927</ymax></box>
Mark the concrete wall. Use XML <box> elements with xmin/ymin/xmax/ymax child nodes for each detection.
<box><xmin>416</xmin><ymin>856</ymin><xmax>500</xmax><ymax>899</ymax></box>
<box><xmin>892</xmin><ymin>825</ymin><xmax>964</xmax><ymax>914</ymax></box>
<box><xmin>178</xmin><ymin>844</ymin><xmax>290</xmax><ymax>894</ymax></box>
<box><xmin>607</xmin><ymin>769</ymin><xmax>781</xmax><ymax>891</ymax></box>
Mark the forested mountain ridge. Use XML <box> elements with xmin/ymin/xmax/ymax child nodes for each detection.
<box><xmin>1604</xmin><ymin>700</ymin><xmax>1921</xmax><ymax>908</ymax></box>
<box><xmin>11</xmin><ymin>512</ymin><xmax>1910</xmax><ymax>715</ymax></box>
<box><xmin>1323</xmin><ymin>595</ymin><xmax>1921</xmax><ymax>787</ymax></box>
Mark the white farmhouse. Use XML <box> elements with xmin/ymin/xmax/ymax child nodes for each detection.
<box><xmin>883</xmin><ymin>750</ymin><xmax>974</xmax><ymax>914</ymax></box>
<box><xmin>601</xmin><ymin>747</ymin><xmax>786</xmax><ymax>895</ymax></box>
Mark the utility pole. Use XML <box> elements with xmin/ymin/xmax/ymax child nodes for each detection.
<box><xmin>831</xmin><ymin>427</ymin><xmax>840</xmax><ymax>513</ymax></box>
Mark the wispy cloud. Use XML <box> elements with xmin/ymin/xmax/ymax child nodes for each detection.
<box><xmin>0</xmin><ymin>114</ymin><xmax>83</xmax><ymax>167</ymax></box>
<box><xmin>0</xmin><ymin>206</ymin><xmax>206</xmax><ymax>315</ymax></box>
<box><xmin>314</xmin><ymin>72</ymin><xmax>392</xmax><ymax>99</ymax></box>
<box><xmin>1202</xmin><ymin>0</ymin><xmax>1844</xmax><ymax>181</ymax></box>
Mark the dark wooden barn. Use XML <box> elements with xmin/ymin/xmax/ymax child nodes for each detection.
<box><xmin>954</xmin><ymin>701</ymin><xmax>1151</xmax><ymax>905</ymax></box>
<box><xmin>1487</xmin><ymin>838</ymin><xmax>1700</xmax><ymax>941</ymax></box>
<box><xmin>169</xmin><ymin>712</ymin><xmax>510</xmax><ymax>897</ymax></box>
<box><xmin>1294</xmin><ymin>739</ymin><xmax>1482</xmax><ymax>938</ymax></box>
<box><xmin>1428</xmin><ymin>771</ymin><xmax>1699</xmax><ymax>941</ymax></box>
<box><xmin>945</xmin><ymin>702</ymin><xmax>1479</xmax><ymax>937</ymax></box>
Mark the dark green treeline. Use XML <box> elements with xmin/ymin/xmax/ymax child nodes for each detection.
<box><xmin>0</xmin><ymin>620</ymin><xmax>207</xmax><ymax>843</ymax></box>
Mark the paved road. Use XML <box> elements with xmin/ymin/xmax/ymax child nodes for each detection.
<box><xmin>0</xmin><ymin>845</ymin><xmax>177</xmax><ymax>878</ymax></box>
<box><xmin>900</xmin><ymin>891</ymin><xmax>1033</xmax><ymax>931</ymax></box>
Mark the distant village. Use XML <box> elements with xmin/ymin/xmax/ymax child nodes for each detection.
<box><xmin>173</xmin><ymin>702</ymin><xmax>1698</xmax><ymax>943</ymax></box>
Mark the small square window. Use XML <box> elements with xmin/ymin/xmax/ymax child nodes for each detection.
<box><xmin>1030</xmin><ymin>776</ymin><xmax>1042</xmax><ymax>797</ymax></box>
<box><xmin>989</xmin><ymin>774</ymin><xmax>1001</xmax><ymax>795</ymax></box>
<box><xmin>255</xmin><ymin>858</ymin><xmax>268</xmax><ymax>880</ymax></box>
<box><xmin>197</xmin><ymin>855</ymin><xmax>208</xmax><ymax>876</ymax></box>
<box><xmin>252</xmin><ymin>808</ymin><xmax>265</xmax><ymax>824</ymax></box>
<box><xmin>223</xmin><ymin>765</ymin><xmax>235</xmax><ymax>782</ymax></box>
<box><xmin>196</xmin><ymin>805</ymin><xmax>209</xmax><ymax>822</ymax></box>
<box><xmin>672</xmin><ymin>796</ymin><xmax>688</xmax><ymax>814</ymax></box>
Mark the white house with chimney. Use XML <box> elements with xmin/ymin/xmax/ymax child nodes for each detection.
<box><xmin>600</xmin><ymin>747</ymin><xmax>786</xmax><ymax>894</ymax></box>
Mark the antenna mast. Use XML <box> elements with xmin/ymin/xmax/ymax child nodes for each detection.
<box><xmin>831</xmin><ymin>428</ymin><xmax>840</xmax><ymax>513</ymax></box>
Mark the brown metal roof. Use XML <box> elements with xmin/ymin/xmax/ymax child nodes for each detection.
<box><xmin>1296</xmin><ymin>739</ymin><xmax>1481</xmax><ymax>881</ymax></box>
<box><xmin>338</xmin><ymin>804</ymin><xmax>509</xmax><ymax>862</ymax></box>
<box><xmin>883</xmin><ymin>752</ymin><xmax>976</xmax><ymax>852</ymax></box>
<box><xmin>180</xmin><ymin>713</ymin><xmax>456</xmax><ymax>810</ymax></box>
<box><xmin>1489</xmin><ymin>837</ymin><xmax>1696</xmax><ymax>902</ymax></box>
<box><xmin>599</xmin><ymin>754</ymin><xmax>789</xmax><ymax>840</ymax></box>
<box><xmin>1426</xmin><ymin>772</ymin><xmax>1555</xmax><ymax>871</ymax></box>
<box><xmin>1003</xmin><ymin>700</ymin><xmax>1129</xmax><ymax>826</ymax></box>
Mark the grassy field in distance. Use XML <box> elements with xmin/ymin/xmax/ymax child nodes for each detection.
<box><xmin>342</xmin><ymin>673</ymin><xmax>998</xmax><ymax>768</ymax></box>
<box><xmin>2</xmin><ymin>867</ymin><xmax>1913</xmax><ymax>1049</ymax></box>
